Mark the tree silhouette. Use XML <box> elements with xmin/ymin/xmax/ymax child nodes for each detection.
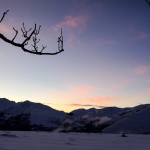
<box><xmin>0</xmin><ymin>10</ymin><xmax>64</xmax><ymax>55</ymax></box>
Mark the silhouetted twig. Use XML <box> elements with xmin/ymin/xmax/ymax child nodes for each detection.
<box><xmin>0</xmin><ymin>10</ymin><xmax>64</xmax><ymax>55</ymax></box>
<box><xmin>0</xmin><ymin>10</ymin><xmax>9</xmax><ymax>23</ymax></box>
<box><xmin>145</xmin><ymin>0</ymin><xmax>150</xmax><ymax>6</ymax></box>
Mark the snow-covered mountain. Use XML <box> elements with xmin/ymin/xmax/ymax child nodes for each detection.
<box><xmin>0</xmin><ymin>98</ymin><xmax>150</xmax><ymax>133</ymax></box>
<box><xmin>0</xmin><ymin>98</ymin><xmax>66</xmax><ymax>131</ymax></box>
<box><xmin>102</xmin><ymin>104</ymin><xmax>150</xmax><ymax>134</ymax></box>
<box><xmin>62</xmin><ymin>104</ymin><xmax>150</xmax><ymax>133</ymax></box>
<box><xmin>0</xmin><ymin>98</ymin><xmax>15</xmax><ymax>112</ymax></box>
<box><xmin>71</xmin><ymin>107</ymin><xmax>130</xmax><ymax>118</ymax></box>
<box><xmin>58</xmin><ymin>107</ymin><xmax>131</xmax><ymax>132</ymax></box>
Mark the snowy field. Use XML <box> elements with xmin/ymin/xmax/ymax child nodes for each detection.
<box><xmin>0</xmin><ymin>131</ymin><xmax>150</xmax><ymax>150</ymax></box>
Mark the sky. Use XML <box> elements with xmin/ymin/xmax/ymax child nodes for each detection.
<box><xmin>0</xmin><ymin>0</ymin><xmax>150</xmax><ymax>112</ymax></box>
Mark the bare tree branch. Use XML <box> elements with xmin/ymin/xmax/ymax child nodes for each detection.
<box><xmin>12</xmin><ymin>27</ymin><xmax>18</xmax><ymax>42</ymax></box>
<box><xmin>0</xmin><ymin>10</ymin><xmax>64</xmax><ymax>55</ymax></box>
<box><xmin>145</xmin><ymin>0</ymin><xmax>150</xmax><ymax>6</ymax></box>
<box><xmin>0</xmin><ymin>10</ymin><xmax>9</xmax><ymax>23</ymax></box>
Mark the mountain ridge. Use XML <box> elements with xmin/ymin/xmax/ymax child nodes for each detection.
<box><xmin>0</xmin><ymin>98</ymin><xmax>150</xmax><ymax>133</ymax></box>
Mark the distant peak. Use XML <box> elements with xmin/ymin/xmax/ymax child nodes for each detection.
<box><xmin>0</xmin><ymin>98</ymin><xmax>9</xmax><ymax>101</ymax></box>
<box><xmin>0</xmin><ymin>98</ymin><xmax>15</xmax><ymax>103</ymax></box>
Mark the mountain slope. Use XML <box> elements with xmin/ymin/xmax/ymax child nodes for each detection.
<box><xmin>102</xmin><ymin>104</ymin><xmax>150</xmax><ymax>134</ymax></box>
<box><xmin>0</xmin><ymin>98</ymin><xmax>15</xmax><ymax>112</ymax></box>
<box><xmin>63</xmin><ymin>104</ymin><xmax>150</xmax><ymax>133</ymax></box>
<box><xmin>71</xmin><ymin>107</ymin><xmax>131</xmax><ymax>118</ymax></box>
<box><xmin>0</xmin><ymin>98</ymin><xmax>66</xmax><ymax>130</ymax></box>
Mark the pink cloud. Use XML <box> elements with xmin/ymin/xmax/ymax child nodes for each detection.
<box><xmin>87</xmin><ymin>97</ymin><xmax>119</xmax><ymax>104</ymax></box>
<box><xmin>59</xmin><ymin>86</ymin><xmax>94</xmax><ymax>98</ymax></box>
<box><xmin>133</xmin><ymin>66</ymin><xmax>150</xmax><ymax>75</ymax></box>
<box><xmin>74</xmin><ymin>87</ymin><xmax>92</xmax><ymax>93</ymax></box>
<box><xmin>76</xmin><ymin>96</ymin><xmax>119</xmax><ymax>105</ymax></box>
<box><xmin>49</xmin><ymin>86</ymin><xmax>96</xmax><ymax>102</ymax></box>
<box><xmin>134</xmin><ymin>31</ymin><xmax>149</xmax><ymax>40</ymax></box>
<box><xmin>53</xmin><ymin>15</ymin><xmax>89</xmax><ymax>32</ymax></box>
<box><xmin>127</xmin><ymin>28</ymin><xmax>149</xmax><ymax>40</ymax></box>
<box><xmin>0</xmin><ymin>23</ymin><xmax>12</xmax><ymax>34</ymax></box>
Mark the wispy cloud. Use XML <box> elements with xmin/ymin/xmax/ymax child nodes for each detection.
<box><xmin>76</xmin><ymin>96</ymin><xmax>119</xmax><ymax>105</ymax></box>
<box><xmin>74</xmin><ymin>87</ymin><xmax>92</xmax><ymax>94</ymax></box>
<box><xmin>0</xmin><ymin>23</ymin><xmax>12</xmax><ymax>34</ymax></box>
<box><xmin>127</xmin><ymin>28</ymin><xmax>149</xmax><ymax>40</ymax></box>
<box><xmin>133</xmin><ymin>65</ymin><xmax>150</xmax><ymax>75</ymax></box>
<box><xmin>53</xmin><ymin>15</ymin><xmax>89</xmax><ymax>32</ymax></box>
<box><xmin>133</xmin><ymin>31</ymin><xmax>149</xmax><ymax>40</ymax></box>
<box><xmin>55</xmin><ymin>86</ymin><xmax>94</xmax><ymax>99</ymax></box>
<box><xmin>70</xmin><ymin>103</ymin><xmax>105</xmax><ymax>109</ymax></box>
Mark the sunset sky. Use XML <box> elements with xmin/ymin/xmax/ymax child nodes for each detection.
<box><xmin>0</xmin><ymin>0</ymin><xmax>150</xmax><ymax>112</ymax></box>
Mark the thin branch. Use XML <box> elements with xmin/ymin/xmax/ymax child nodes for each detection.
<box><xmin>0</xmin><ymin>33</ymin><xmax>64</xmax><ymax>55</ymax></box>
<box><xmin>12</xmin><ymin>27</ymin><xmax>18</xmax><ymax>42</ymax></box>
<box><xmin>57</xmin><ymin>28</ymin><xmax>64</xmax><ymax>52</ymax></box>
<box><xmin>34</xmin><ymin>25</ymin><xmax>41</xmax><ymax>35</ymax></box>
<box><xmin>22</xmin><ymin>24</ymin><xmax>37</xmax><ymax>45</ymax></box>
<box><xmin>21</xmin><ymin>23</ymin><xmax>32</xmax><ymax>38</ymax></box>
<box><xmin>146</xmin><ymin>0</ymin><xmax>150</xmax><ymax>5</ymax></box>
<box><xmin>0</xmin><ymin>10</ymin><xmax>9</xmax><ymax>23</ymax></box>
<box><xmin>41</xmin><ymin>45</ymin><xmax>46</xmax><ymax>53</ymax></box>
<box><xmin>0</xmin><ymin>10</ymin><xmax>64</xmax><ymax>55</ymax></box>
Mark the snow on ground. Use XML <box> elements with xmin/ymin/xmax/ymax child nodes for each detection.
<box><xmin>0</xmin><ymin>131</ymin><xmax>150</xmax><ymax>150</ymax></box>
